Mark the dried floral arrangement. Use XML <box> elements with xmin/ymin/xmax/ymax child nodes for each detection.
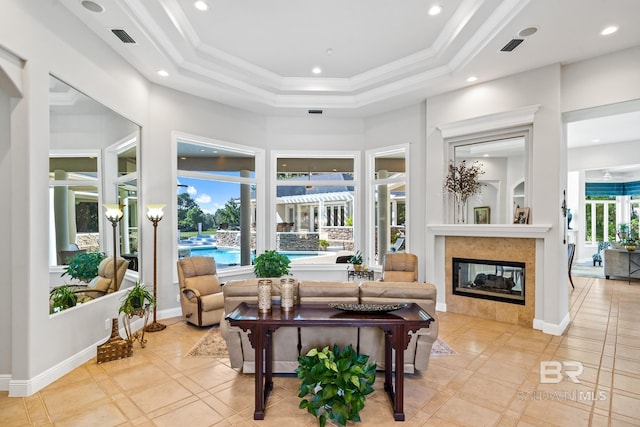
<box><xmin>443</xmin><ymin>160</ymin><xmax>485</xmax><ymax>203</ymax></box>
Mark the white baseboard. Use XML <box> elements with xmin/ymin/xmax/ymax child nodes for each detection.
<box><xmin>533</xmin><ymin>313</ymin><xmax>570</xmax><ymax>336</ymax></box>
<box><xmin>436</xmin><ymin>302</ymin><xmax>447</xmax><ymax>312</ymax></box>
<box><xmin>158</xmin><ymin>307</ymin><xmax>182</xmax><ymax>320</ymax></box>
<box><xmin>7</xmin><ymin>316</ymin><xmax>153</xmax><ymax>397</ymax></box>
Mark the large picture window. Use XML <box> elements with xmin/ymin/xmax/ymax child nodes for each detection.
<box><xmin>177</xmin><ymin>139</ymin><xmax>259</xmax><ymax>270</ymax></box>
<box><xmin>274</xmin><ymin>153</ymin><xmax>357</xmax><ymax>263</ymax></box>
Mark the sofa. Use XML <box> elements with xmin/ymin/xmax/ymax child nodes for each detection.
<box><xmin>220</xmin><ymin>278</ymin><xmax>438</xmax><ymax>374</ymax></box>
<box><xmin>604</xmin><ymin>249</ymin><xmax>640</xmax><ymax>279</ymax></box>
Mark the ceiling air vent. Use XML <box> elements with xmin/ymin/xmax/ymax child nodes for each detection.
<box><xmin>500</xmin><ymin>38</ymin><xmax>523</xmax><ymax>52</ymax></box>
<box><xmin>111</xmin><ymin>29</ymin><xmax>136</xmax><ymax>44</ymax></box>
<box><xmin>308</xmin><ymin>109</ymin><xmax>323</xmax><ymax>115</ymax></box>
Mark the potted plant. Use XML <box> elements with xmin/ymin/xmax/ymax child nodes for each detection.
<box><xmin>119</xmin><ymin>281</ymin><xmax>154</xmax><ymax>316</ymax></box>
<box><xmin>119</xmin><ymin>282</ymin><xmax>155</xmax><ymax>344</ymax></box>
<box><xmin>350</xmin><ymin>250</ymin><xmax>363</xmax><ymax>271</ymax></box>
<box><xmin>443</xmin><ymin>160</ymin><xmax>485</xmax><ymax>223</ymax></box>
<box><xmin>253</xmin><ymin>250</ymin><xmax>291</xmax><ymax>278</ymax></box>
<box><xmin>61</xmin><ymin>251</ymin><xmax>106</xmax><ymax>283</ymax></box>
<box><xmin>620</xmin><ymin>236</ymin><xmax>638</xmax><ymax>252</ymax></box>
<box><xmin>297</xmin><ymin>344</ymin><xmax>376</xmax><ymax>427</ymax></box>
<box><xmin>50</xmin><ymin>285</ymin><xmax>78</xmax><ymax>314</ymax></box>
<box><xmin>618</xmin><ymin>223</ymin><xmax>630</xmax><ymax>241</ymax></box>
<box><xmin>318</xmin><ymin>239</ymin><xmax>329</xmax><ymax>251</ymax></box>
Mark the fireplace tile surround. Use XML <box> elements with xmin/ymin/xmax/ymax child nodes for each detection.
<box><xmin>445</xmin><ymin>236</ymin><xmax>536</xmax><ymax>326</ymax></box>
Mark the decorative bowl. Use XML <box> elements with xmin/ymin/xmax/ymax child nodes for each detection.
<box><xmin>624</xmin><ymin>245</ymin><xmax>637</xmax><ymax>252</ymax></box>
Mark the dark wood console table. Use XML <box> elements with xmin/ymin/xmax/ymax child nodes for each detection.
<box><xmin>226</xmin><ymin>302</ymin><xmax>434</xmax><ymax>422</ymax></box>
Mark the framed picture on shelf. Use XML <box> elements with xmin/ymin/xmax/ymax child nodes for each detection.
<box><xmin>474</xmin><ymin>206</ymin><xmax>490</xmax><ymax>224</ymax></box>
<box><xmin>513</xmin><ymin>207</ymin><xmax>530</xmax><ymax>224</ymax></box>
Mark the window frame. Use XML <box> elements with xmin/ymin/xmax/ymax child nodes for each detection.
<box><xmin>173</xmin><ymin>132</ymin><xmax>264</xmax><ymax>276</ymax></box>
<box><xmin>271</xmin><ymin>150</ymin><xmax>360</xmax><ymax>260</ymax></box>
<box><xmin>366</xmin><ymin>144</ymin><xmax>409</xmax><ymax>266</ymax></box>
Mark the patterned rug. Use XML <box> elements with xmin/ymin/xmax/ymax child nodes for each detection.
<box><xmin>431</xmin><ymin>338</ymin><xmax>457</xmax><ymax>356</ymax></box>
<box><xmin>186</xmin><ymin>327</ymin><xmax>457</xmax><ymax>357</ymax></box>
<box><xmin>186</xmin><ymin>327</ymin><xmax>228</xmax><ymax>357</ymax></box>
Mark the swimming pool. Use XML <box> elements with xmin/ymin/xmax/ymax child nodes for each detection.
<box><xmin>184</xmin><ymin>246</ymin><xmax>321</xmax><ymax>267</ymax></box>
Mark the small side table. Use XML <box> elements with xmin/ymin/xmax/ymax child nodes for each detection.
<box><xmin>122</xmin><ymin>305</ymin><xmax>151</xmax><ymax>348</ymax></box>
<box><xmin>627</xmin><ymin>250</ymin><xmax>640</xmax><ymax>286</ymax></box>
<box><xmin>347</xmin><ymin>268</ymin><xmax>374</xmax><ymax>281</ymax></box>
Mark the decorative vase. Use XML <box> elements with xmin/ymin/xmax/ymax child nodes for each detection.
<box><xmin>258</xmin><ymin>279</ymin><xmax>272</xmax><ymax>312</ymax></box>
<box><xmin>625</xmin><ymin>245</ymin><xmax>637</xmax><ymax>252</ymax></box>
<box><xmin>455</xmin><ymin>196</ymin><xmax>467</xmax><ymax>224</ymax></box>
<box><xmin>280</xmin><ymin>278</ymin><xmax>295</xmax><ymax>311</ymax></box>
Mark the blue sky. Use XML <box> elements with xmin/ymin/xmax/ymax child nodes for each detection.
<box><xmin>177</xmin><ymin>177</ymin><xmax>239</xmax><ymax>214</ymax></box>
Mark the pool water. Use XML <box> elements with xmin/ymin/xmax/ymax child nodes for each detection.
<box><xmin>186</xmin><ymin>247</ymin><xmax>319</xmax><ymax>267</ymax></box>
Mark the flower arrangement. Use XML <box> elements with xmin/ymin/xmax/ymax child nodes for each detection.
<box><xmin>444</xmin><ymin>160</ymin><xmax>485</xmax><ymax>223</ymax></box>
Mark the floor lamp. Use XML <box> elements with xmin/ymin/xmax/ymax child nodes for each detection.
<box><xmin>103</xmin><ymin>205</ymin><xmax>123</xmax><ymax>293</ymax></box>
<box><xmin>145</xmin><ymin>204</ymin><xmax>166</xmax><ymax>332</ymax></box>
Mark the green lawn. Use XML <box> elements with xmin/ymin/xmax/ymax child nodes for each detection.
<box><xmin>179</xmin><ymin>230</ymin><xmax>217</xmax><ymax>238</ymax></box>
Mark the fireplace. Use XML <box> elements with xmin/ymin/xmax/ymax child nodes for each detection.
<box><xmin>452</xmin><ymin>257</ymin><xmax>525</xmax><ymax>305</ymax></box>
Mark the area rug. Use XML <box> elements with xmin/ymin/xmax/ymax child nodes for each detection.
<box><xmin>186</xmin><ymin>326</ymin><xmax>228</xmax><ymax>357</ymax></box>
<box><xmin>187</xmin><ymin>327</ymin><xmax>457</xmax><ymax>357</ymax></box>
<box><xmin>431</xmin><ymin>338</ymin><xmax>457</xmax><ymax>356</ymax></box>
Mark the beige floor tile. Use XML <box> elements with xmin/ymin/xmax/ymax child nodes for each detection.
<box><xmin>2</xmin><ymin>277</ymin><xmax>639</xmax><ymax>426</ymax></box>
<box><xmin>431</xmin><ymin>395</ymin><xmax>502</xmax><ymax>426</ymax></box>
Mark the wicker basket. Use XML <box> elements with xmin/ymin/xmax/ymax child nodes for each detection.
<box><xmin>97</xmin><ymin>318</ymin><xmax>133</xmax><ymax>364</ymax></box>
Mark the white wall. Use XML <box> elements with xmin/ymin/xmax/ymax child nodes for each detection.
<box><xmin>364</xmin><ymin>103</ymin><xmax>426</xmax><ymax>278</ymax></box>
<box><xmin>0</xmin><ymin>0</ymin><xmax>149</xmax><ymax>395</ymax></box>
<box><xmin>0</xmin><ymin>71</ymin><xmax>12</xmax><ymax>381</ymax></box>
<box><xmin>425</xmin><ymin>65</ymin><xmax>568</xmax><ymax>332</ymax></box>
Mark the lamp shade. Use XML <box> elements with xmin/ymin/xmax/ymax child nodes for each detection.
<box><xmin>146</xmin><ymin>204</ymin><xmax>166</xmax><ymax>221</ymax></box>
<box><xmin>104</xmin><ymin>204</ymin><xmax>123</xmax><ymax>223</ymax></box>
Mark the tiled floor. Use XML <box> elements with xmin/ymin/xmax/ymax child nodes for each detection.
<box><xmin>2</xmin><ymin>275</ymin><xmax>640</xmax><ymax>426</ymax></box>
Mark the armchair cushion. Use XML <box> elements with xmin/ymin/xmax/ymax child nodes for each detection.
<box><xmin>380</xmin><ymin>252</ymin><xmax>419</xmax><ymax>282</ymax></box>
<box><xmin>184</xmin><ymin>275</ymin><xmax>221</xmax><ymax>296</ymax></box>
<box><xmin>91</xmin><ymin>276</ymin><xmax>112</xmax><ymax>293</ymax></box>
<box><xmin>179</xmin><ymin>256</ymin><xmax>216</xmax><ymax>277</ymax></box>
<box><xmin>201</xmin><ymin>292</ymin><xmax>225</xmax><ymax>311</ymax></box>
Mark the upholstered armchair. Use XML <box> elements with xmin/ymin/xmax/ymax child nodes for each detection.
<box><xmin>177</xmin><ymin>256</ymin><xmax>225</xmax><ymax>327</ymax></box>
<box><xmin>71</xmin><ymin>257</ymin><xmax>129</xmax><ymax>301</ymax></box>
<box><xmin>380</xmin><ymin>252</ymin><xmax>418</xmax><ymax>282</ymax></box>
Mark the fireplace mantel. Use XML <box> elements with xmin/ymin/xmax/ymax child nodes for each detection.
<box><xmin>428</xmin><ymin>224</ymin><xmax>552</xmax><ymax>239</ymax></box>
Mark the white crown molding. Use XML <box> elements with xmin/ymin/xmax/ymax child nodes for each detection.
<box><xmin>115</xmin><ymin>0</ymin><xmax>527</xmax><ymax>111</ymax></box>
<box><xmin>437</xmin><ymin>104</ymin><xmax>541</xmax><ymax>139</ymax></box>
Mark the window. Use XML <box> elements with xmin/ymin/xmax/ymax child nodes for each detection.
<box><xmin>177</xmin><ymin>138</ymin><xmax>259</xmax><ymax>271</ymax></box>
<box><xmin>274</xmin><ymin>153</ymin><xmax>357</xmax><ymax>259</ymax></box>
<box><xmin>49</xmin><ymin>153</ymin><xmax>101</xmax><ymax>265</ymax></box>
<box><xmin>368</xmin><ymin>146</ymin><xmax>407</xmax><ymax>265</ymax></box>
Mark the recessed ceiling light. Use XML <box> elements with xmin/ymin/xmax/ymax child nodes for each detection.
<box><xmin>81</xmin><ymin>0</ymin><xmax>104</xmax><ymax>13</ymax></box>
<box><xmin>428</xmin><ymin>5</ymin><xmax>442</xmax><ymax>16</ymax></box>
<box><xmin>518</xmin><ymin>26</ymin><xmax>538</xmax><ymax>37</ymax></box>
<box><xmin>601</xmin><ymin>26</ymin><xmax>618</xmax><ymax>36</ymax></box>
<box><xmin>483</xmin><ymin>154</ymin><xmax>489</xmax><ymax>157</ymax></box>
<box><xmin>157</xmin><ymin>70</ymin><xmax>169</xmax><ymax>77</ymax></box>
<box><xmin>312</xmin><ymin>67</ymin><xmax>322</xmax><ymax>74</ymax></box>
<box><xmin>466</xmin><ymin>75</ymin><xmax>478</xmax><ymax>82</ymax></box>
<box><xmin>194</xmin><ymin>1</ymin><xmax>209</xmax><ymax>11</ymax></box>
<box><xmin>326</xmin><ymin>48</ymin><xmax>333</xmax><ymax>55</ymax></box>
<box><xmin>592</xmin><ymin>138</ymin><xmax>600</xmax><ymax>143</ymax></box>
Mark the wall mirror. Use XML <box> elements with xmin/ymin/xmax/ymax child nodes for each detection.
<box><xmin>449</xmin><ymin>127</ymin><xmax>530</xmax><ymax>224</ymax></box>
<box><xmin>49</xmin><ymin>75</ymin><xmax>141</xmax><ymax>281</ymax></box>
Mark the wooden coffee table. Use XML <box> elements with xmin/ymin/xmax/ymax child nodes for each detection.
<box><xmin>226</xmin><ymin>302</ymin><xmax>434</xmax><ymax>422</ymax></box>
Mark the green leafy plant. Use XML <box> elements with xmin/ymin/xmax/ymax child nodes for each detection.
<box><xmin>349</xmin><ymin>250</ymin><xmax>363</xmax><ymax>265</ymax></box>
<box><xmin>253</xmin><ymin>250</ymin><xmax>291</xmax><ymax>278</ymax></box>
<box><xmin>61</xmin><ymin>252</ymin><xmax>106</xmax><ymax>282</ymax></box>
<box><xmin>318</xmin><ymin>239</ymin><xmax>329</xmax><ymax>250</ymax></box>
<box><xmin>50</xmin><ymin>285</ymin><xmax>78</xmax><ymax>314</ymax></box>
<box><xmin>118</xmin><ymin>281</ymin><xmax>154</xmax><ymax>317</ymax></box>
<box><xmin>297</xmin><ymin>344</ymin><xmax>376</xmax><ymax>427</ymax></box>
